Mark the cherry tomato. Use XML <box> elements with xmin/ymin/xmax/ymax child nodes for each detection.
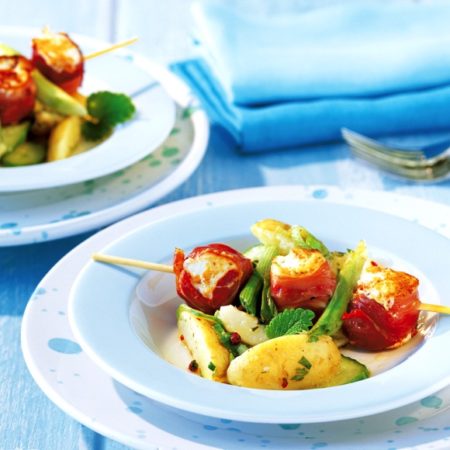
<box><xmin>32</xmin><ymin>32</ymin><xmax>84</xmax><ymax>94</ymax></box>
<box><xmin>173</xmin><ymin>243</ymin><xmax>253</xmax><ymax>314</ymax></box>
<box><xmin>270</xmin><ymin>247</ymin><xmax>337</xmax><ymax>313</ymax></box>
<box><xmin>0</xmin><ymin>55</ymin><xmax>36</xmax><ymax>125</ymax></box>
<box><xmin>342</xmin><ymin>262</ymin><xmax>420</xmax><ymax>351</ymax></box>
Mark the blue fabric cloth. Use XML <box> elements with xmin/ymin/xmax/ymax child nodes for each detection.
<box><xmin>171</xmin><ymin>59</ymin><xmax>450</xmax><ymax>152</ymax></box>
<box><xmin>176</xmin><ymin>1</ymin><xmax>450</xmax><ymax>152</ymax></box>
<box><xmin>192</xmin><ymin>0</ymin><xmax>450</xmax><ymax>105</ymax></box>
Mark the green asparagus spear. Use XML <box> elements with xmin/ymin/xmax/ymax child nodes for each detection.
<box><xmin>239</xmin><ymin>271</ymin><xmax>263</xmax><ymax>316</ymax></box>
<box><xmin>255</xmin><ymin>245</ymin><xmax>279</xmax><ymax>323</ymax></box>
<box><xmin>291</xmin><ymin>225</ymin><xmax>330</xmax><ymax>257</ymax></box>
<box><xmin>309</xmin><ymin>241</ymin><xmax>367</xmax><ymax>340</ymax></box>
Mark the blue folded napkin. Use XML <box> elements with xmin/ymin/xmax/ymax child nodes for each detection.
<box><xmin>173</xmin><ymin>1</ymin><xmax>450</xmax><ymax>152</ymax></box>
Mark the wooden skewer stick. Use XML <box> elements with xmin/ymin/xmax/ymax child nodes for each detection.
<box><xmin>418</xmin><ymin>303</ymin><xmax>450</xmax><ymax>315</ymax></box>
<box><xmin>91</xmin><ymin>253</ymin><xmax>450</xmax><ymax>315</ymax></box>
<box><xmin>92</xmin><ymin>253</ymin><xmax>173</xmax><ymax>273</ymax></box>
<box><xmin>84</xmin><ymin>37</ymin><xmax>139</xmax><ymax>61</ymax></box>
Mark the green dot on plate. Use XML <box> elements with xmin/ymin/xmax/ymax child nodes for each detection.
<box><xmin>162</xmin><ymin>146</ymin><xmax>179</xmax><ymax>158</ymax></box>
<box><xmin>395</xmin><ymin>416</ymin><xmax>418</xmax><ymax>426</ymax></box>
<box><xmin>279</xmin><ymin>424</ymin><xmax>300</xmax><ymax>430</ymax></box>
<box><xmin>420</xmin><ymin>396</ymin><xmax>443</xmax><ymax>409</ymax></box>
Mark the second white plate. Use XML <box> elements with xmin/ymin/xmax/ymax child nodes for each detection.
<box><xmin>0</xmin><ymin>28</ymin><xmax>175</xmax><ymax>192</ymax></box>
<box><xmin>0</xmin><ymin>51</ymin><xmax>208</xmax><ymax>246</ymax></box>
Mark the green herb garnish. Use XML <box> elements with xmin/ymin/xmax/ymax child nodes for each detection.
<box><xmin>291</xmin><ymin>357</ymin><xmax>313</xmax><ymax>381</ymax></box>
<box><xmin>299</xmin><ymin>356</ymin><xmax>312</xmax><ymax>369</ymax></box>
<box><xmin>82</xmin><ymin>91</ymin><xmax>135</xmax><ymax>140</ymax></box>
<box><xmin>291</xmin><ymin>367</ymin><xmax>309</xmax><ymax>381</ymax></box>
<box><xmin>265</xmin><ymin>308</ymin><xmax>315</xmax><ymax>339</ymax></box>
<box><xmin>208</xmin><ymin>361</ymin><xmax>216</xmax><ymax>372</ymax></box>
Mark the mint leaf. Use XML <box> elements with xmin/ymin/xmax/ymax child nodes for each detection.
<box><xmin>82</xmin><ymin>91</ymin><xmax>135</xmax><ymax>140</ymax></box>
<box><xmin>265</xmin><ymin>308</ymin><xmax>315</xmax><ymax>339</ymax></box>
<box><xmin>87</xmin><ymin>91</ymin><xmax>135</xmax><ymax>126</ymax></box>
<box><xmin>82</xmin><ymin>120</ymin><xmax>112</xmax><ymax>141</ymax></box>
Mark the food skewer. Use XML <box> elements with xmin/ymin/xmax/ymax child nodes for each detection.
<box><xmin>84</xmin><ymin>37</ymin><xmax>139</xmax><ymax>60</ymax></box>
<box><xmin>92</xmin><ymin>253</ymin><xmax>173</xmax><ymax>273</ymax></box>
<box><xmin>91</xmin><ymin>252</ymin><xmax>450</xmax><ymax>315</ymax></box>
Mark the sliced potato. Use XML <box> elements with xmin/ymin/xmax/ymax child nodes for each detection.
<box><xmin>47</xmin><ymin>115</ymin><xmax>81</xmax><ymax>161</ymax></box>
<box><xmin>216</xmin><ymin>305</ymin><xmax>267</xmax><ymax>346</ymax></box>
<box><xmin>32</xmin><ymin>104</ymin><xmax>64</xmax><ymax>136</ymax></box>
<box><xmin>178</xmin><ymin>307</ymin><xmax>230</xmax><ymax>382</ymax></box>
<box><xmin>227</xmin><ymin>333</ymin><xmax>341</xmax><ymax>390</ymax></box>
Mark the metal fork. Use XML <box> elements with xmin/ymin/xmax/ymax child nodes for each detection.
<box><xmin>341</xmin><ymin>128</ymin><xmax>450</xmax><ymax>181</ymax></box>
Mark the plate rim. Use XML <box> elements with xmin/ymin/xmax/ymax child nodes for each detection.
<box><xmin>67</xmin><ymin>186</ymin><xmax>450</xmax><ymax>424</ymax></box>
<box><xmin>0</xmin><ymin>27</ymin><xmax>177</xmax><ymax>192</ymax></box>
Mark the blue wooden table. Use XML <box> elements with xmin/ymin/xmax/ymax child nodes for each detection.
<box><xmin>1</xmin><ymin>1</ymin><xmax>450</xmax><ymax>449</ymax></box>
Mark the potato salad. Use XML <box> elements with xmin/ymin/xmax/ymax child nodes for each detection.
<box><xmin>173</xmin><ymin>219</ymin><xmax>422</xmax><ymax>390</ymax></box>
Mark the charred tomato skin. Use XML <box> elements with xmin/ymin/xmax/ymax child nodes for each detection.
<box><xmin>173</xmin><ymin>243</ymin><xmax>253</xmax><ymax>314</ymax></box>
<box><xmin>0</xmin><ymin>55</ymin><xmax>36</xmax><ymax>125</ymax></box>
<box><xmin>342</xmin><ymin>264</ymin><xmax>420</xmax><ymax>351</ymax></box>
<box><xmin>32</xmin><ymin>32</ymin><xmax>84</xmax><ymax>94</ymax></box>
<box><xmin>270</xmin><ymin>248</ymin><xmax>337</xmax><ymax>314</ymax></box>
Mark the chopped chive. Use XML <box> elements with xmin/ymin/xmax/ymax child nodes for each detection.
<box><xmin>299</xmin><ymin>356</ymin><xmax>312</xmax><ymax>369</ymax></box>
<box><xmin>291</xmin><ymin>367</ymin><xmax>309</xmax><ymax>381</ymax></box>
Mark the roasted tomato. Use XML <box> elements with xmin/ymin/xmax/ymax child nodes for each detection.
<box><xmin>0</xmin><ymin>55</ymin><xmax>36</xmax><ymax>125</ymax></box>
<box><xmin>270</xmin><ymin>247</ymin><xmax>337</xmax><ymax>313</ymax></box>
<box><xmin>173</xmin><ymin>243</ymin><xmax>253</xmax><ymax>314</ymax></box>
<box><xmin>342</xmin><ymin>261</ymin><xmax>420</xmax><ymax>351</ymax></box>
<box><xmin>32</xmin><ymin>31</ymin><xmax>84</xmax><ymax>94</ymax></box>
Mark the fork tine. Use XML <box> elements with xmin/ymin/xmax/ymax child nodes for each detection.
<box><xmin>342</xmin><ymin>128</ymin><xmax>424</xmax><ymax>160</ymax></box>
<box><xmin>346</xmin><ymin>139</ymin><xmax>433</xmax><ymax>168</ymax></box>
<box><xmin>350</xmin><ymin>144</ymin><xmax>450</xmax><ymax>181</ymax></box>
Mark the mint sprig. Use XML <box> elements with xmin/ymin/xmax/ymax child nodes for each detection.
<box><xmin>82</xmin><ymin>91</ymin><xmax>135</xmax><ymax>140</ymax></box>
<box><xmin>265</xmin><ymin>308</ymin><xmax>315</xmax><ymax>339</ymax></box>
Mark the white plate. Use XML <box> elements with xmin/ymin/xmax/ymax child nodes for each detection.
<box><xmin>67</xmin><ymin>187</ymin><xmax>450</xmax><ymax>424</ymax></box>
<box><xmin>0</xmin><ymin>62</ymin><xmax>208</xmax><ymax>246</ymax></box>
<box><xmin>22</xmin><ymin>186</ymin><xmax>450</xmax><ymax>448</ymax></box>
<box><xmin>0</xmin><ymin>27</ymin><xmax>175</xmax><ymax>192</ymax></box>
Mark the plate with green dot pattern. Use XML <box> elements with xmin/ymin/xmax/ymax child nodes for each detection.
<box><xmin>0</xmin><ymin>99</ymin><xmax>208</xmax><ymax>246</ymax></box>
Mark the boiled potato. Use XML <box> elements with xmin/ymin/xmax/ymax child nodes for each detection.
<box><xmin>227</xmin><ymin>333</ymin><xmax>341</xmax><ymax>390</ymax></box>
<box><xmin>178</xmin><ymin>307</ymin><xmax>230</xmax><ymax>382</ymax></box>
<box><xmin>47</xmin><ymin>115</ymin><xmax>81</xmax><ymax>161</ymax></box>
<box><xmin>216</xmin><ymin>305</ymin><xmax>267</xmax><ymax>346</ymax></box>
